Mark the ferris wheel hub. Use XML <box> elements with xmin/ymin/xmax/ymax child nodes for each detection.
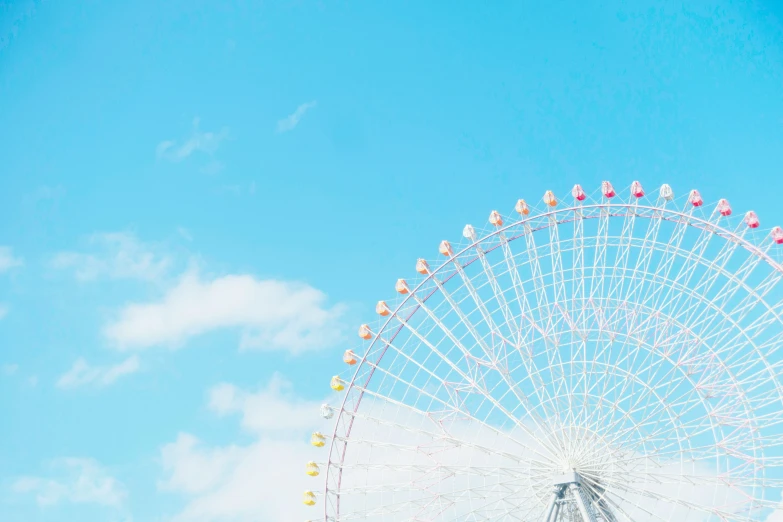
<box><xmin>553</xmin><ymin>470</ymin><xmax>581</xmax><ymax>486</ymax></box>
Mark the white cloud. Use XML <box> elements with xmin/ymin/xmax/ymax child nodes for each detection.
<box><xmin>0</xmin><ymin>246</ymin><xmax>23</xmax><ymax>272</ymax></box>
<box><xmin>24</xmin><ymin>184</ymin><xmax>66</xmax><ymax>203</ymax></box>
<box><xmin>56</xmin><ymin>356</ymin><xmax>140</xmax><ymax>389</ymax></box>
<box><xmin>158</xmin><ymin>375</ymin><xmax>323</xmax><ymax>522</ymax></box>
<box><xmin>276</xmin><ymin>101</ymin><xmax>317</xmax><ymax>133</ymax></box>
<box><xmin>159</xmin><ymin>434</ymin><xmax>246</xmax><ymax>495</ymax></box>
<box><xmin>157</xmin><ymin>117</ymin><xmax>228</xmax><ymax>162</ymax></box>
<box><xmin>2</xmin><ymin>363</ymin><xmax>18</xmax><ymax>375</ymax></box>
<box><xmin>162</xmin><ymin>436</ymin><xmax>318</xmax><ymax>522</ymax></box>
<box><xmin>52</xmin><ymin>232</ymin><xmax>170</xmax><ymax>282</ymax></box>
<box><xmin>13</xmin><ymin>458</ymin><xmax>127</xmax><ymax>508</ymax></box>
<box><xmin>104</xmin><ymin>271</ymin><xmax>346</xmax><ymax>353</ymax></box>
<box><xmin>0</xmin><ymin>304</ymin><xmax>7</xmax><ymax>320</ymax></box>
<box><xmin>208</xmin><ymin>373</ymin><xmax>321</xmax><ymax>434</ymax></box>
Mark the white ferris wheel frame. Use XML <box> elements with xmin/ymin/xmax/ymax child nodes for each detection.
<box><xmin>319</xmin><ymin>192</ymin><xmax>783</xmax><ymax>522</ymax></box>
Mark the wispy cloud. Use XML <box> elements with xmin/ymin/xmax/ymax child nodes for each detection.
<box><xmin>104</xmin><ymin>270</ymin><xmax>346</xmax><ymax>353</ymax></box>
<box><xmin>2</xmin><ymin>363</ymin><xmax>18</xmax><ymax>375</ymax></box>
<box><xmin>276</xmin><ymin>101</ymin><xmax>317</xmax><ymax>133</ymax></box>
<box><xmin>0</xmin><ymin>246</ymin><xmax>23</xmax><ymax>272</ymax></box>
<box><xmin>13</xmin><ymin>458</ymin><xmax>127</xmax><ymax>508</ymax></box>
<box><xmin>56</xmin><ymin>356</ymin><xmax>140</xmax><ymax>389</ymax></box>
<box><xmin>51</xmin><ymin>232</ymin><xmax>170</xmax><ymax>282</ymax></box>
<box><xmin>0</xmin><ymin>304</ymin><xmax>7</xmax><ymax>320</ymax></box>
<box><xmin>157</xmin><ymin>117</ymin><xmax>229</xmax><ymax>162</ymax></box>
<box><xmin>22</xmin><ymin>184</ymin><xmax>66</xmax><ymax>205</ymax></box>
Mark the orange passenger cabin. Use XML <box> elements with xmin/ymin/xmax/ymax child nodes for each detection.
<box><xmin>358</xmin><ymin>324</ymin><xmax>372</xmax><ymax>339</ymax></box>
<box><xmin>439</xmin><ymin>240</ymin><xmax>453</xmax><ymax>256</ymax></box>
<box><xmin>375</xmin><ymin>301</ymin><xmax>390</xmax><ymax>316</ymax></box>
<box><xmin>515</xmin><ymin>199</ymin><xmax>530</xmax><ymax>215</ymax></box>
<box><xmin>343</xmin><ymin>349</ymin><xmax>358</xmax><ymax>365</ymax></box>
<box><xmin>489</xmin><ymin>210</ymin><xmax>503</xmax><ymax>227</ymax></box>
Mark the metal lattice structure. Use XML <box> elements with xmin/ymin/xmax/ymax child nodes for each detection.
<box><xmin>306</xmin><ymin>182</ymin><xmax>783</xmax><ymax>521</ymax></box>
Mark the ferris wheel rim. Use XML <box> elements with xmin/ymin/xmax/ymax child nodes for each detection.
<box><xmin>321</xmin><ymin>196</ymin><xmax>783</xmax><ymax>521</ymax></box>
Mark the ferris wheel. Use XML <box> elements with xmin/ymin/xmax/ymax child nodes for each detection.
<box><xmin>304</xmin><ymin>181</ymin><xmax>783</xmax><ymax>521</ymax></box>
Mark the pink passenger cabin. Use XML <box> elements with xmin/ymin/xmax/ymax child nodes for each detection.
<box><xmin>745</xmin><ymin>211</ymin><xmax>760</xmax><ymax>229</ymax></box>
<box><xmin>601</xmin><ymin>181</ymin><xmax>615</xmax><ymax>198</ymax></box>
<box><xmin>717</xmin><ymin>199</ymin><xmax>732</xmax><ymax>216</ymax></box>
<box><xmin>772</xmin><ymin>227</ymin><xmax>783</xmax><ymax>244</ymax></box>
<box><xmin>631</xmin><ymin>181</ymin><xmax>644</xmax><ymax>198</ymax></box>
<box><xmin>572</xmin><ymin>184</ymin><xmax>586</xmax><ymax>201</ymax></box>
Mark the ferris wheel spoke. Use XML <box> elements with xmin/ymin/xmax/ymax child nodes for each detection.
<box><xmin>443</xmin><ymin>258</ymin><xmax>510</xmax><ymax>364</ymax></box>
<box><xmin>466</xmin><ymin>230</ymin><xmax>523</xmax><ymax>347</ymax></box>
<box><xmin>644</xmin><ymin>215</ymin><xmax>719</xmax><ymax>327</ymax></box>
<box><xmin>324</xmin><ymin>462</ymin><xmax>534</xmax><ymax>479</ymax></box>
<box><xmin>351</xmin><ymin>372</ymin><xmax>562</xmax><ymax>465</ymax></box>
<box><xmin>521</xmin><ymin>223</ymin><xmax>571</xmax><ymax>435</ymax></box>
<box><xmin>621</xmin><ymin>200</ymin><xmax>667</xmax><ymax>311</ymax></box>
<box><xmin>606</xmin><ymin>478</ymin><xmax>760</xmax><ymax>522</ymax></box>
<box><xmin>639</xmin><ymin>209</ymin><xmax>697</xmax><ymax>325</ymax></box>
<box><xmin>404</xmin><ymin>283</ymin><xmax>562</xmax><ymax>454</ymax></box>
<box><xmin>338</xmin><ymin>400</ymin><xmax>557</xmax><ymax>468</ymax></box>
<box><xmin>496</xmin><ymin>235</ymin><xmax>559</xmax><ymax>424</ymax></box>
<box><xmin>545</xmin><ymin>212</ymin><xmax>584</xmax><ymax>439</ymax></box>
<box><xmin>586</xmin><ymin>206</ymin><xmax>611</xmax><ymax>310</ymax></box>
<box><xmin>683</xmin><ymin>244</ymin><xmax>765</xmax><ymax>342</ymax></box>
<box><xmin>606</xmin><ymin>192</ymin><xmax>639</xmax><ymax>307</ymax></box>
<box><xmin>332</xmin><ymin>474</ymin><xmax>538</xmax><ymax>518</ymax></box>
<box><xmin>546</xmin><ymin>214</ymin><xmax>570</xmax><ymax>322</ymax></box>
<box><xmin>661</xmin><ymin>215</ymin><xmax>728</xmax><ymax>325</ymax></box>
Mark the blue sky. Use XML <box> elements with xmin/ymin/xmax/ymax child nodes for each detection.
<box><xmin>1</xmin><ymin>1</ymin><xmax>783</xmax><ymax>521</ymax></box>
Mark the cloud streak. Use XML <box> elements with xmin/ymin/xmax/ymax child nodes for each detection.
<box><xmin>157</xmin><ymin>117</ymin><xmax>228</xmax><ymax>162</ymax></box>
<box><xmin>13</xmin><ymin>458</ymin><xmax>127</xmax><ymax>508</ymax></box>
<box><xmin>56</xmin><ymin>356</ymin><xmax>140</xmax><ymax>389</ymax></box>
<box><xmin>0</xmin><ymin>246</ymin><xmax>23</xmax><ymax>272</ymax></box>
<box><xmin>104</xmin><ymin>271</ymin><xmax>346</xmax><ymax>353</ymax></box>
<box><xmin>276</xmin><ymin>101</ymin><xmax>317</xmax><ymax>133</ymax></box>
<box><xmin>51</xmin><ymin>232</ymin><xmax>170</xmax><ymax>282</ymax></box>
